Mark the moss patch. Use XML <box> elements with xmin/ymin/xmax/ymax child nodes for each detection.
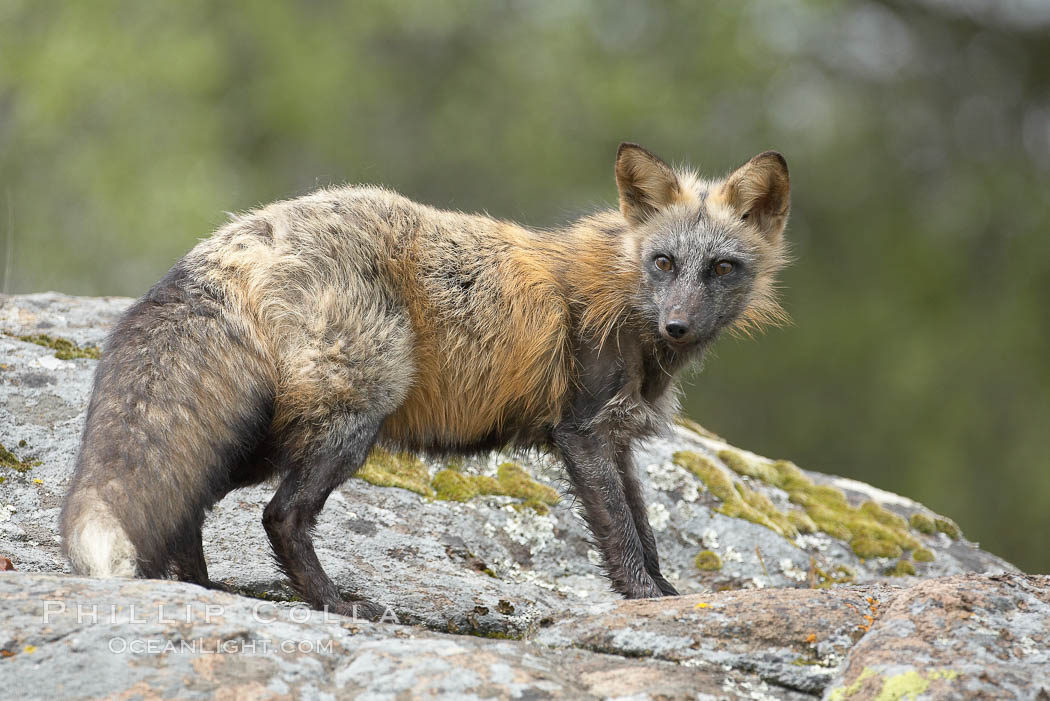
<box><xmin>356</xmin><ymin>448</ymin><xmax>435</xmax><ymax>497</ymax></box>
<box><xmin>431</xmin><ymin>462</ymin><xmax>558</xmax><ymax>513</ymax></box>
<box><xmin>884</xmin><ymin>559</ymin><xmax>916</xmax><ymax>577</ymax></box>
<box><xmin>9</xmin><ymin>332</ymin><xmax>100</xmax><ymax>360</ymax></box>
<box><xmin>909</xmin><ymin>512</ymin><xmax>936</xmax><ymax>534</ymax></box>
<box><xmin>718</xmin><ymin>448</ymin><xmax>779</xmax><ymax>484</ymax></box>
<box><xmin>910</xmin><ymin>513</ymin><xmax>961</xmax><ymax>539</ymax></box>
<box><xmin>674</xmin><ymin>415</ymin><xmax>723</xmax><ymax>441</ymax></box>
<box><xmin>0</xmin><ymin>442</ymin><xmax>40</xmax><ymax>474</ymax></box>
<box><xmin>431</xmin><ymin>469</ymin><xmax>497</xmax><ymax>502</ymax></box>
<box><xmin>934</xmin><ymin>517</ymin><xmax>961</xmax><ymax>539</ymax></box>
<box><xmin>695</xmin><ymin>549</ymin><xmax>722</xmax><ymax>571</ymax></box>
<box><xmin>913</xmin><ymin>547</ymin><xmax>935</xmax><ymax>562</ymax></box>
<box><xmin>787</xmin><ymin>509</ymin><xmax>818</xmax><ymax>534</ymax></box>
<box><xmin>674</xmin><ymin>450</ymin><xmax>735</xmax><ymax>501</ymax></box>
<box><xmin>359</xmin><ymin>453</ymin><xmax>558</xmax><ymax>513</ymax></box>
<box><xmin>859</xmin><ymin>500</ymin><xmax>909</xmax><ymax>531</ymax></box>
<box><xmin>495</xmin><ymin>462</ymin><xmax>560</xmax><ymax>511</ymax></box>
<box><xmin>851</xmin><ymin>537</ymin><xmax>902</xmax><ymax>560</ymax></box>
<box><xmin>674</xmin><ymin>450</ymin><xmax>929</xmax><ymax>568</ymax></box>
<box><xmin>672</xmin><ymin>451</ymin><xmax>797</xmax><ymax>538</ymax></box>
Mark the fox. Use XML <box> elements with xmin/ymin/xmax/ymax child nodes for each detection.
<box><xmin>60</xmin><ymin>143</ymin><xmax>790</xmax><ymax>618</ymax></box>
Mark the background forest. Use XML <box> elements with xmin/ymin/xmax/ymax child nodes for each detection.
<box><xmin>2</xmin><ymin>1</ymin><xmax>1048</xmax><ymax>572</ymax></box>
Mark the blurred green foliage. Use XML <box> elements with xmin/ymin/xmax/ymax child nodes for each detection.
<box><xmin>2</xmin><ymin>1</ymin><xmax>1048</xmax><ymax>571</ymax></box>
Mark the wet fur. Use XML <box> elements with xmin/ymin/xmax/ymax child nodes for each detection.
<box><xmin>61</xmin><ymin>145</ymin><xmax>790</xmax><ymax>614</ymax></box>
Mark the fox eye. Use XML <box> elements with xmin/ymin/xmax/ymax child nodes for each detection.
<box><xmin>654</xmin><ymin>255</ymin><xmax>673</xmax><ymax>272</ymax></box>
<box><xmin>713</xmin><ymin>260</ymin><xmax>735</xmax><ymax>276</ymax></box>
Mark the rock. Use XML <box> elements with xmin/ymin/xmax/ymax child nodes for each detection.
<box><xmin>3</xmin><ymin>572</ymin><xmax>1047</xmax><ymax>700</ymax></box>
<box><xmin>1</xmin><ymin>292</ymin><xmax>1043</xmax><ymax>699</ymax></box>
<box><xmin>823</xmin><ymin>574</ymin><xmax>1050</xmax><ymax>700</ymax></box>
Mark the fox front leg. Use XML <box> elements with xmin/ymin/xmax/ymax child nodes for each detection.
<box><xmin>553</xmin><ymin>424</ymin><xmax>666</xmax><ymax>599</ymax></box>
<box><xmin>617</xmin><ymin>448</ymin><xmax>679</xmax><ymax>596</ymax></box>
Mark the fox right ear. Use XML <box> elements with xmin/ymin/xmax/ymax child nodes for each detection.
<box><xmin>615</xmin><ymin>142</ymin><xmax>682</xmax><ymax>225</ymax></box>
<box><xmin>719</xmin><ymin>151</ymin><xmax>791</xmax><ymax>242</ymax></box>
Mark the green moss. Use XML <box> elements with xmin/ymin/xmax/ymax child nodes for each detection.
<box><xmin>807</xmin><ymin>506</ymin><xmax>854</xmax><ymax>542</ymax></box>
<box><xmin>674</xmin><ymin>415</ymin><xmax>722</xmax><ymax>441</ymax></box>
<box><xmin>432</xmin><ymin>469</ymin><xmax>482</xmax><ymax>501</ymax></box>
<box><xmin>859</xmin><ymin>501</ymin><xmax>909</xmax><ymax>531</ymax></box>
<box><xmin>355</xmin><ymin>448</ymin><xmax>435</xmax><ymax>497</ymax></box>
<box><xmin>913</xmin><ymin>547</ymin><xmax>935</xmax><ymax>562</ymax></box>
<box><xmin>718</xmin><ymin>448</ymin><xmax>778</xmax><ymax>484</ymax></box>
<box><xmin>10</xmin><ymin>332</ymin><xmax>100</xmax><ymax>360</ymax></box>
<box><xmin>770</xmin><ymin>459</ymin><xmax>811</xmax><ymax>491</ymax></box>
<box><xmin>736</xmin><ymin>482</ymin><xmax>798</xmax><ymax>537</ymax></box>
<box><xmin>674</xmin><ymin>450</ymin><xmax>935</xmax><ymax>560</ymax></box>
<box><xmin>909</xmin><ymin>512</ymin><xmax>937</xmax><ymax>534</ymax></box>
<box><xmin>884</xmin><ymin>559</ymin><xmax>916</xmax><ymax>577</ymax></box>
<box><xmin>695</xmin><ymin>549</ymin><xmax>722</xmax><ymax>571</ymax></box>
<box><xmin>496</xmin><ymin>462</ymin><xmax>559</xmax><ymax>507</ymax></box>
<box><xmin>0</xmin><ymin>442</ymin><xmax>40</xmax><ymax>474</ymax></box>
<box><xmin>851</xmin><ymin>536</ymin><xmax>902</xmax><ymax>560</ymax></box>
<box><xmin>787</xmin><ymin>509</ymin><xmax>818</xmax><ymax>534</ymax></box>
<box><xmin>673</xmin><ymin>450</ymin><xmax>735</xmax><ymax>501</ymax></box>
<box><xmin>429</xmin><ymin>460</ymin><xmax>558</xmax><ymax>513</ymax></box>
<box><xmin>674</xmin><ymin>450</ymin><xmax>796</xmax><ymax>537</ymax></box>
<box><xmin>934</xmin><ymin>517</ymin><xmax>961</xmax><ymax>540</ymax></box>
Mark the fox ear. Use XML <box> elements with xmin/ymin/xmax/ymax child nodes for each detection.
<box><xmin>615</xmin><ymin>142</ymin><xmax>681</xmax><ymax>225</ymax></box>
<box><xmin>720</xmin><ymin>151</ymin><xmax>790</xmax><ymax>242</ymax></box>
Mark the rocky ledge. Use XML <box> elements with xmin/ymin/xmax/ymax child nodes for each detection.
<box><xmin>0</xmin><ymin>293</ymin><xmax>1046</xmax><ymax>699</ymax></box>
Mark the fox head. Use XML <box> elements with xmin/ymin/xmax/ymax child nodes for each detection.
<box><xmin>615</xmin><ymin>142</ymin><xmax>791</xmax><ymax>352</ymax></box>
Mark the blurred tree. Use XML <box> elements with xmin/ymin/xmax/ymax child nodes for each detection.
<box><xmin>1</xmin><ymin>0</ymin><xmax>1047</xmax><ymax>571</ymax></box>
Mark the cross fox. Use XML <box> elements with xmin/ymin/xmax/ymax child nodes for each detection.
<box><xmin>61</xmin><ymin>143</ymin><xmax>790</xmax><ymax>618</ymax></box>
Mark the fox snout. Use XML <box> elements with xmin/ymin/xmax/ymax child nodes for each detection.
<box><xmin>659</xmin><ymin>291</ymin><xmax>708</xmax><ymax>347</ymax></box>
<box><xmin>663</xmin><ymin>319</ymin><xmax>690</xmax><ymax>340</ymax></box>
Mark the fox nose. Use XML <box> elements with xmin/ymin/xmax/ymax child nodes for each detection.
<box><xmin>665</xmin><ymin>320</ymin><xmax>689</xmax><ymax>339</ymax></box>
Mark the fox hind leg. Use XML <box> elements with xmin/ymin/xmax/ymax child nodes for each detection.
<box><xmin>263</xmin><ymin>410</ymin><xmax>389</xmax><ymax>620</ymax></box>
<box><xmin>170</xmin><ymin>520</ymin><xmax>219</xmax><ymax>588</ymax></box>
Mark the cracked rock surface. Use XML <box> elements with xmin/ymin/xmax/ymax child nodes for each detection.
<box><xmin>1</xmin><ymin>293</ymin><xmax>1044</xmax><ymax>699</ymax></box>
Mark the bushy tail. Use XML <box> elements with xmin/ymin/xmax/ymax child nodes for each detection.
<box><xmin>61</xmin><ymin>484</ymin><xmax>138</xmax><ymax>577</ymax></box>
<box><xmin>60</xmin><ymin>265</ymin><xmax>275</xmax><ymax>578</ymax></box>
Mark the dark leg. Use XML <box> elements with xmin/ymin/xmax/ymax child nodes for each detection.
<box><xmin>617</xmin><ymin>449</ymin><xmax>678</xmax><ymax>596</ymax></box>
<box><xmin>171</xmin><ymin>521</ymin><xmax>211</xmax><ymax>586</ymax></box>
<box><xmin>263</xmin><ymin>411</ymin><xmax>389</xmax><ymax>620</ymax></box>
<box><xmin>554</xmin><ymin>424</ymin><xmax>663</xmax><ymax>599</ymax></box>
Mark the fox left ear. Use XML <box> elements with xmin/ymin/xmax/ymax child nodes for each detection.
<box><xmin>720</xmin><ymin>151</ymin><xmax>790</xmax><ymax>242</ymax></box>
<box><xmin>615</xmin><ymin>142</ymin><xmax>682</xmax><ymax>225</ymax></box>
